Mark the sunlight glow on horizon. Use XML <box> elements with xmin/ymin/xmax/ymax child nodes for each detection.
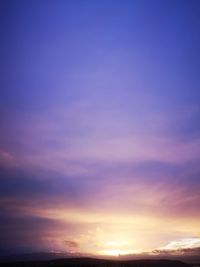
<box><xmin>98</xmin><ymin>249</ymin><xmax>137</xmax><ymax>257</ymax></box>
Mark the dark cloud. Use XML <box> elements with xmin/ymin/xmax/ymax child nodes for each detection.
<box><xmin>0</xmin><ymin>164</ymin><xmax>91</xmax><ymax>206</ymax></box>
<box><xmin>154</xmin><ymin>247</ymin><xmax>200</xmax><ymax>255</ymax></box>
<box><xmin>64</xmin><ymin>240</ymin><xmax>79</xmax><ymax>248</ymax></box>
<box><xmin>0</xmin><ymin>208</ymin><xmax>84</xmax><ymax>255</ymax></box>
<box><xmin>0</xmin><ymin>210</ymin><xmax>56</xmax><ymax>253</ymax></box>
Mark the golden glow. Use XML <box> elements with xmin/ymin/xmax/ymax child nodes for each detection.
<box><xmin>97</xmin><ymin>240</ymin><xmax>140</xmax><ymax>256</ymax></box>
<box><xmin>11</xmin><ymin>204</ymin><xmax>200</xmax><ymax>255</ymax></box>
<box><xmin>99</xmin><ymin>249</ymin><xmax>136</xmax><ymax>256</ymax></box>
<box><xmin>97</xmin><ymin>240</ymin><xmax>136</xmax><ymax>256</ymax></box>
<box><xmin>105</xmin><ymin>241</ymin><xmax>129</xmax><ymax>247</ymax></box>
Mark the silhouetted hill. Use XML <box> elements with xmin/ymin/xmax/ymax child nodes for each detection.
<box><xmin>0</xmin><ymin>257</ymin><xmax>193</xmax><ymax>267</ymax></box>
<box><xmin>0</xmin><ymin>252</ymin><xmax>72</xmax><ymax>262</ymax></box>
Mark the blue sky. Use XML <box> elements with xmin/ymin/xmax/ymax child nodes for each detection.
<box><xmin>0</xmin><ymin>0</ymin><xmax>200</xmax><ymax>256</ymax></box>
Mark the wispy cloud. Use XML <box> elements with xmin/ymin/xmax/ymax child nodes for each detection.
<box><xmin>159</xmin><ymin>238</ymin><xmax>200</xmax><ymax>250</ymax></box>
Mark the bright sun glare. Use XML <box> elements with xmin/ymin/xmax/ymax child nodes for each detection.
<box><xmin>98</xmin><ymin>241</ymin><xmax>137</xmax><ymax>256</ymax></box>
<box><xmin>99</xmin><ymin>249</ymin><xmax>135</xmax><ymax>256</ymax></box>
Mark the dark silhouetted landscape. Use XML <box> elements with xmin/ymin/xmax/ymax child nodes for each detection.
<box><xmin>0</xmin><ymin>257</ymin><xmax>197</xmax><ymax>267</ymax></box>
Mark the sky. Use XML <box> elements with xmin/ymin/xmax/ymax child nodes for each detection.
<box><xmin>0</xmin><ymin>0</ymin><xmax>200</xmax><ymax>257</ymax></box>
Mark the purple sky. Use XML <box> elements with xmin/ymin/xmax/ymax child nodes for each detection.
<box><xmin>0</xmin><ymin>0</ymin><xmax>200</xmax><ymax>256</ymax></box>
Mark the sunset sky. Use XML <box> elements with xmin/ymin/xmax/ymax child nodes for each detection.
<box><xmin>0</xmin><ymin>0</ymin><xmax>200</xmax><ymax>257</ymax></box>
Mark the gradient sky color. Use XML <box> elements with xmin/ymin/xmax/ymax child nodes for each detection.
<box><xmin>0</xmin><ymin>0</ymin><xmax>200</xmax><ymax>257</ymax></box>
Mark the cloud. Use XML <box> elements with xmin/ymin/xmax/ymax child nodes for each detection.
<box><xmin>64</xmin><ymin>240</ymin><xmax>79</xmax><ymax>248</ymax></box>
<box><xmin>159</xmin><ymin>237</ymin><xmax>200</xmax><ymax>250</ymax></box>
<box><xmin>153</xmin><ymin>246</ymin><xmax>200</xmax><ymax>256</ymax></box>
<box><xmin>0</xmin><ymin>164</ymin><xmax>92</xmax><ymax>208</ymax></box>
<box><xmin>1</xmin><ymin>95</ymin><xmax>200</xmax><ymax>256</ymax></box>
<box><xmin>0</xmin><ymin>150</ymin><xmax>13</xmax><ymax>163</ymax></box>
<box><xmin>1</xmin><ymin>102</ymin><xmax>200</xmax><ymax>177</ymax></box>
